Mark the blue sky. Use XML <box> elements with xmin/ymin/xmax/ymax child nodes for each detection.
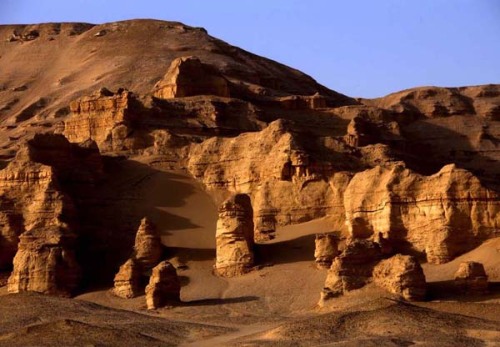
<box><xmin>1</xmin><ymin>0</ymin><xmax>499</xmax><ymax>97</ymax></box>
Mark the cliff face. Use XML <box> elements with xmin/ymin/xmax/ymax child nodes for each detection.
<box><xmin>344</xmin><ymin>164</ymin><xmax>500</xmax><ymax>263</ymax></box>
<box><xmin>0</xmin><ymin>134</ymin><xmax>103</xmax><ymax>295</ymax></box>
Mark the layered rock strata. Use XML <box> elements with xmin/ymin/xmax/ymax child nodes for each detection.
<box><xmin>372</xmin><ymin>254</ymin><xmax>426</xmax><ymax>301</ymax></box>
<box><xmin>112</xmin><ymin>218</ymin><xmax>163</xmax><ymax>298</ymax></box>
<box><xmin>153</xmin><ymin>56</ymin><xmax>230</xmax><ymax>99</ymax></box>
<box><xmin>344</xmin><ymin>164</ymin><xmax>500</xmax><ymax>263</ymax></box>
<box><xmin>215</xmin><ymin>194</ymin><xmax>254</xmax><ymax>277</ymax></box>
<box><xmin>314</xmin><ymin>233</ymin><xmax>339</xmax><ymax>269</ymax></box>
<box><xmin>133</xmin><ymin>217</ymin><xmax>162</xmax><ymax>270</ymax></box>
<box><xmin>454</xmin><ymin>261</ymin><xmax>489</xmax><ymax>294</ymax></box>
<box><xmin>145</xmin><ymin>261</ymin><xmax>181</xmax><ymax>309</ymax></box>
<box><xmin>7</xmin><ymin>226</ymin><xmax>80</xmax><ymax>296</ymax></box>
<box><xmin>0</xmin><ymin>134</ymin><xmax>100</xmax><ymax>296</ymax></box>
<box><xmin>63</xmin><ymin>88</ymin><xmax>140</xmax><ymax>151</ymax></box>
<box><xmin>112</xmin><ymin>258</ymin><xmax>142</xmax><ymax>299</ymax></box>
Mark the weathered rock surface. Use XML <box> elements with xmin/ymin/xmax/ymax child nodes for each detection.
<box><xmin>344</xmin><ymin>164</ymin><xmax>500</xmax><ymax>263</ymax></box>
<box><xmin>372</xmin><ymin>254</ymin><xmax>426</xmax><ymax>301</ymax></box>
<box><xmin>63</xmin><ymin>88</ymin><xmax>140</xmax><ymax>151</ymax></box>
<box><xmin>321</xmin><ymin>240</ymin><xmax>382</xmax><ymax>301</ymax></box>
<box><xmin>112</xmin><ymin>258</ymin><xmax>142</xmax><ymax>299</ymax></box>
<box><xmin>145</xmin><ymin>261</ymin><xmax>181</xmax><ymax>309</ymax></box>
<box><xmin>314</xmin><ymin>233</ymin><xmax>339</xmax><ymax>269</ymax></box>
<box><xmin>0</xmin><ymin>134</ymin><xmax>100</xmax><ymax>296</ymax></box>
<box><xmin>215</xmin><ymin>194</ymin><xmax>254</xmax><ymax>277</ymax></box>
<box><xmin>153</xmin><ymin>56</ymin><xmax>230</xmax><ymax>99</ymax></box>
<box><xmin>454</xmin><ymin>261</ymin><xmax>489</xmax><ymax>294</ymax></box>
<box><xmin>7</xmin><ymin>226</ymin><xmax>80</xmax><ymax>296</ymax></box>
<box><xmin>112</xmin><ymin>217</ymin><xmax>163</xmax><ymax>298</ymax></box>
<box><xmin>188</xmin><ymin>120</ymin><xmax>353</xmax><ymax>232</ymax></box>
<box><xmin>133</xmin><ymin>217</ymin><xmax>162</xmax><ymax>271</ymax></box>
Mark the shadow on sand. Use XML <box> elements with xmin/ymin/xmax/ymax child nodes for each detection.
<box><xmin>181</xmin><ymin>296</ymin><xmax>259</xmax><ymax>307</ymax></box>
<box><xmin>427</xmin><ymin>281</ymin><xmax>500</xmax><ymax>302</ymax></box>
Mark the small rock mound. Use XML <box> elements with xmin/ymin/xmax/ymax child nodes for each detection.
<box><xmin>215</xmin><ymin>194</ymin><xmax>254</xmax><ymax>277</ymax></box>
<box><xmin>145</xmin><ymin>261</ymin><xmax>181</xmax><ymax>309</ymax></box>
<box><xmin>454</xmin><ymin>261</ymin><xmax>488</xmax><ymax>295</ymax></box>
<box><xmin>373</xmin><ymin>254</ymin><xmax>426</xmax><ymax>301</ymax></box>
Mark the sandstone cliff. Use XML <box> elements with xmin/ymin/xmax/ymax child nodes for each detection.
<box><xmin>344</xmin><ymin>164</ymin><xmax>500</xmax><ymax>263</ymax></box>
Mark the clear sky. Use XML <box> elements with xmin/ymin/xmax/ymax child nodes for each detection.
<box><xmin>1</xmin><ymin>0</ymin><xmax>499</xmax><ymax>98</ymax></box>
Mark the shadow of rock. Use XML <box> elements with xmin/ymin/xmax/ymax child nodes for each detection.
<box><xmin>427</xmin><ymin>280</ymin><xmax>500</xmax><ymax>302</ymax></box>
<box><xmin>255</xmin><ymin>234</ymin><xmax>316</xmax><ymax>265</ymax></box>
<box><xmin>181</xmin><ymin>296</ymin><xmax>258</xmax><ymax>307</ymax></box>
<box><xmin>74</xmin><ymin>158</ymin><xmax>202</xmax><ymax>289</ymax></box>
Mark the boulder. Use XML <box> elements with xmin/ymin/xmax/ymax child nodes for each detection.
<box><xmin>373</xmin><ymin>254</ymin><xmax>426</xmax><ymax>301</ymax></box>
<box><xmin>454</xmin><ymin>261</ymin><xmax>489</xmax><ymax>294</ymax></box>
<box><xmin>145</xmin><ymin>261</ymin><xmax>180</xmax><ymax>309</ymax></box>
<box><xmin>215</xmin><ymin>194</ymin><xmax>254</xmax><ymax>277</ymax></box>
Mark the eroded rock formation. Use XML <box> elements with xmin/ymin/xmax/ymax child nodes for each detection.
<box><xmin>134</xmin><ymin>217</ymin><xmax>162</xmax><ymax>270</ymax></box>
<box><xmin>153</xmin><ymin>56</ymin><xmax>230</xmax><ymax>99</ymax></box>
<box><xmin>314</xmin><ymin>233</ymin><xmax>339</xmax><ymax>269</ymax></box>
<box><xmin>372</xmin><ymin>254</ymin><xmax>426</xmax><ymax>301</ymax></box>
<box><xmin>63</xmin><ymin>88</ymin><xmax>141</xmax><ymax>151</ymax></box>
<box><xmin>112</xmin><ymin>217</ymin><xmax>163</xmax><ymax>297</ymax></box>
<box><xmin>112</xmin><ymin>258</ymin><xmax>142</xmax><ymax>299</ymax></box>
<box><xmin>215</xmin><ymin>194</ymin><xmax>254</xmax><ymax>277</ymax></box>
<box><xmin>321</xmin><ymin>240</ymin><xmax>382</xmax><ymax>301</ymax></box>
<box><xmin>454</xmin><ymin>261</ymin><xmax>489</xmax><ymax>295</ymax></box>
<box><xmin>145</xmin><ymin>261</ymin><xmax>181</xmax><ymax>309</ymax></box>
<box><xmin>7</xmin><ymin>226</ymin><xmax>80</xmax><ymax>296</ymax></box>
<box><xmin>0</xmin><ymin>134</ymin><xmax>101</xmax><ymax>296</ymax></box>
<box><xmin>344</xmin><ymin>164</ymin><xmax>500</xmax><ymax>264</ymax></box>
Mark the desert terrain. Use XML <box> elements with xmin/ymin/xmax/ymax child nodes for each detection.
<box><xmin>0</xmin><ymin>19</ymin><xmax>498</xmax><ymax>346</ymax></box>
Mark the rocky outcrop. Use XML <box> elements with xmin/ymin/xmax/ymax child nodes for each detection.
<box><xmin>153</xmin><ymin>56</ymin><xmax>230</xmax><ymax>99</ymax></box>
<box><xmin>112</xmin><ymin>258</ymin><xmax>142</xmax><ymax>299</ymax></box>
<box><xmin>145</xmin><ymin>261</ymin><xmax>181</xmax><ymax>309</ymax></box>
<box><xmin>321</xmin><ymin>240</ymin><xmax>382</xmax><ymax>301</ymax></box>
<box><xmin>372</xmin><ymin>254</ymin><xmax>426</xmax><ymax>301</ymax></box>
<box><xmin>133</xmin><ymin>217</ymin><xmax>162</xmax><ymax>270</ymax></box>
<box><xmin>215</xmin><ymin>194</ymin><xmax>254</xmax><ymax>277</ymax></box>
<box><xmin>314</xmin><ymin>233</ymin><xmax>339</xmax><ymax>269</ymax></box>
<box><xmin>112</xmin><ymin>218</ymin><xmax>163</xmax><ymax>297</ymax></box>
<box><xmin>364</xmin><ymin>86</ymin><xmax>475</xmax><ymax>117</ymax></box>
<box><xmin>7</xmin><ymin>226</ymin><xmax>80</xmax><ymax>296</ymax></box>
<box><xmin>454</xmin><ymin>261</ymin><xmax>489</xmax><ymax>294</ymax></box>
<box><xmin>344</xmin><ymin>164</ymin><xmax>500</xmax><ymax>264</ymax></box>
<box><xmin>188</xmin><ymin>120</ymin><xmax>347</xmax><ymax>230</ymax></box>
<box><xmin>0</xmin><ymin>134</ymin><xmax>100</xmax><ymax>296</ymax></box>
<box><xmin>63</xmin><ymin>88</ymin><xmax>141</xmax><ymax>151</ymax></box>
<box><xmin>276</xmin><ymin>93</ymin><xmax>327</xmax><ymax>110</ymax></box>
